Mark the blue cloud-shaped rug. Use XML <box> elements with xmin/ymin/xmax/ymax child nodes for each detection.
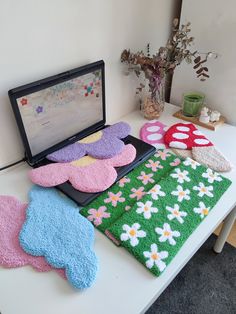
<box><xmin>19</xmin><ymin>186</ymin><xmax>98</xmax><ymax>289</ymax></box>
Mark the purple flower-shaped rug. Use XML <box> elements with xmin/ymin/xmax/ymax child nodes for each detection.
<box><xmin>47</xmin><ymin>122</ymin><xmax>131</xmax><ymax>162</ymax></box>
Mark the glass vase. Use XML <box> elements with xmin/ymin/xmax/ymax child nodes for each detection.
<box><xmin>141</xmin><ymin>78</ymin><xmax>165</xmax><ymax>120</ymax></box>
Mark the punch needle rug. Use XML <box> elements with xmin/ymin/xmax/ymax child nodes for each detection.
<box><xmin>107</xmin><ymin>158</ymin><xmax>231</xmax><ymax>276</ymax></box>
<box><xmin>80</xmin><ymin>150</ymin><xmax>231</xmax><ymax>277</ymax></box>
<box><xmin>0</xmin><ymin>195</ymin><xmax>65</xmax><ymax>278</ymax></box>
<box><xmin>30</xmin><ymin>144</ymin><xmax>136</xmax><ymax>193</ymax></box>
<box><xmin>19</xmin><ymin>186</ymin><xmax>98</xmax><ymax>289</ymax></box>
<box><xmin>47</xmin><ymin>121</ymin><xmax>131</xmax><ymax>162</ymax></box>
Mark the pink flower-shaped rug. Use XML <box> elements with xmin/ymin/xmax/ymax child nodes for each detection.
<box><xmin>0</xmin><ymin>195</ymin><xmax>65</xmax><ymax>278</ymax></box>
<box><xmin>30</xmin><ymin>144</ymin><xmax>136</xmax><ymax>193</ymax></box>
<box><xmin>47</xmin><ymin>122</ymin><xmax>131</xmax><ymax>162</ymax></box>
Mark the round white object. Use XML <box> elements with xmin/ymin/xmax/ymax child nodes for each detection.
<box><xmin>193</xmin><ymin>130</ymin><xmax>204</xmax><ymax>136</ymax></box>
<box><xmin>194</xmin><ymin>138</ymin><xmax>210</xmax><ymax>145</ymax></box>
<box><xmin>169</xmin><ymin>141</ymin><xmax>188</xmax><ymax>149</ymax></box>
<box><xmin>172</xmin><ymin>133</ymin><xmax>189</xmax><ymax>140</ymax></box>
<box><xmin>176</xmin><ymin>126</ymin><xmax>190</xmax><ymax>132</ymax></box>
<box><xmin>153</xmin><ymin>143</ymin><xmax>166</xmax><ymax>149</ymax></box>
<box><xmin>147</xmin><ymin>133</ymin><xmax>162</xmax><ymax>141</ymax></box>
<box><xmin>147</xmin><ymin>126</ymin><xmax>160</xmax><ymax>132</ymax></box>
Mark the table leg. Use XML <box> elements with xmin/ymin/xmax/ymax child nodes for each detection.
<box><xmin>213</xmin><ymin>206</ymin><xmax>236</xmax><ymax>253</ymax></box>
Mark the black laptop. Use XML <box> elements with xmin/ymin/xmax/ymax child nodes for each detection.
<box><xmin>8</xmin><ymin>60</ymin><xmax>155</xmax><ymax>206</ymax></box>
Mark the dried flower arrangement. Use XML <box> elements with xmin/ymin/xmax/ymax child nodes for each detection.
<box><xmin>121</xmin><ymin>18</ymin><xmax>218</xmax><ymax>119</ymax></box>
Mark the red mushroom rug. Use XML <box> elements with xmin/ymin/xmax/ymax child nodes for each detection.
<box><xmin>164</xmin><ymin>123</ymin><xmax>232</xmax><ymax>172</ymax></box>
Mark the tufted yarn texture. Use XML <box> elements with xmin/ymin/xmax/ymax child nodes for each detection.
<box><xmin>47</xmin><ymin>122</ymin><xmax>131</xmax><ymax>162</ymax></box>
<box><xmin>30</xmin><ymin>144</ymin><xmax>136</xmax><ymax>193</ymax></box>
<box><xmin>107</xmin><ymin>158</ymin><xmax>232</xmax><ymax>276</ymax></box>
<box><xmin>19</xmin><ymin>186</ymin><xmax>98</xmax><ymax>289</ymax></box>
<box><xmin>140</xmin><ymin>120</ymin><xmax>168</xmax><ymax>150</ymax></box>
<box><xmin>0</xmin><ymin>195</ymin><xmax>65</xmax><ymax>278</ymax></box>
<box><xmin>80</xmin><ymin>150</ymin><xmax>179</xmax><ymax>236</ymax></box>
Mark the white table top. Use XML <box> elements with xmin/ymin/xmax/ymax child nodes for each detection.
<box><xmin>1</xmin><ymin>103</ymin><xmax>236</xmax><ymax>314</ymax></box>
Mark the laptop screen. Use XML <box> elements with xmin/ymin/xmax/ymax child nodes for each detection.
<box><xmin>9</xmin><ymin>60</ymin><xmax>105</xmax><ymax>165</ymax></box>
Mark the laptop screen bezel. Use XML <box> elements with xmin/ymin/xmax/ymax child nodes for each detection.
<box><xmin>8</xmin><ymin>60</ymin><xmax>106</xmax><ymax>166</ymax></box>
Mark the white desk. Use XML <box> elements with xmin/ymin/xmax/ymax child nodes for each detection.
<box><xmin>1</xmin><ymin>103</ymin><xmax>236</xmax><ymax>314</ymax></box>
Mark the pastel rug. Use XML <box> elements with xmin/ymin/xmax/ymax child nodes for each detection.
<box><xmin>80</xmin><ymin>150</ymin><xmax>181</xmax><ymax>236</ymax></box>
<box><xmin>47</xmin><ymin>122</ymin><xmax>131</xmax><ymax>162</ymax></box>
<box><xmin>106</xmin><ymin>158</ymin><xmax>231</xmax><ymax>276</ymax></box>
<box><xmin>164</xmin><ymin>123</ymin><xmax>232</xmax><ymax>172</ymax></box>
<box><xmin>140</xmin><ymin>120</ymin><xmax>168</xmax><ymax>150</ymax></box>
<box><xmin>19</xmin><ymin>186</ymin><xmax>98</xmax><ymax>289</ymax></box>
<box><xmin>0</xmin><ymin>195</ymin><xmax>65</xmax><ymax>278</ymax></box>
<box><xmin>29</xmin><ymin>144</ymin><xmax>136</xmax><ymax>193</ymax></box>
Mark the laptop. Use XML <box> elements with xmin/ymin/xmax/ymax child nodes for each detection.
<box><xmin>8</xmin><ymin>60</ymin><xmax>155</xmax><ymax>206</ymax></box>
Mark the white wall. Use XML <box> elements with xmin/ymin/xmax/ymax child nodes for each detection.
<box><xmin>170</xmin><ymin>0</ymin><xmax>236</xmax><ymax>126</ymax></box>
<box><xmin>0</xmin><ymin>0</ymin><xmax>178</xmax><ymax>166</ymax></box>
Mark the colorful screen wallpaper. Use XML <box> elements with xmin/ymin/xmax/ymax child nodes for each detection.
<box><xmin>17</xmin><ymin>70</ymin><xmax>103</xmax><ymax>156</ymax></box>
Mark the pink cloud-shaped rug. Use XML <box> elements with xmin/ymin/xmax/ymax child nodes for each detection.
<box><xmin>140</xmin><ymin>121</ymin><xmax>168</xmax><ymax>150</ymax></box>
<box><xmin>30</xmin><ymin>144</ymin><xmax>136</xmax><ymax>193</ymax></box>
<box><xmin>47</xmin><ymin>122</ymin><xmax>131</xmax><ymax>162</ymax></box>
<box><xmin>0</xmin><ymin>195</ymin><xmax>65</xmax><ymax>278</ymax></box>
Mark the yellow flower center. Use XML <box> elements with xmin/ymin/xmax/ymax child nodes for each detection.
<box><xmin>78</xmin><ymin>130</ymin><xmax>103</xmax><ymax>144</ymax></box>
<box><xmin>111</xmin><ymin>195</ymin><xmax>119</xmax><ymax>201</ymax></box>
<box><xmin>201</xmin><ymin>187</ymin><xmax>207</xmax><ymax>193</ymax></box>
<box><xmin>179</xmin><ymin>191</ymin><xmax>185</xmax><ymax>197</ymax></box>
<box><xmin>151</xmin><ymin>253</ymin><xmax>159</xmax><ymax>260</ymax></box>
<box><xmin>164</xmin><ymin>231</ymin><xmax>171</xmax><ymax>237</ymax></box>
<box><xmin>129</xmin><ymin>229</ymin><xmax>136</xmax><ymax>237</ymax></box>
<box><xmin>71</xmin><ymin>156</ymin><xmax>96</xmax><ymax>167</ymax></box>
<box><xmin>203</xmin><ymin>208</ymin><xmax>209</xmax><ymax>215</ymax></box>
<box><xmin>173</xmin><ymin>210</ymin><xmax>179</xmax><ymax>216</ymax></box>
<box><xmin>143</xmin><ymin>175</ymin><xmax>149</xmax><ymax>180</ymax></box>
<box><xmin>96</xmin><ymin>212</ymin><xmax>101</xmax><ymax>218</ymax></box>
<box><xmin>144</xmin><ymin>206</ymin><xmax>149</xmax><ymax>212</ymax></box>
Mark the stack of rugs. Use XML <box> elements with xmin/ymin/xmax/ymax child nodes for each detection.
<box><xmin>0</xmin><ymin>120</ymin><xmax>232</xmax><ymax>290</ymax></box>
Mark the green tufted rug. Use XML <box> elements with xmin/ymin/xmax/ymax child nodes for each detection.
<box><xmin>107</xmin><ymin>157</ymin><xmax>231</xmax><ymax>276</ymax></box>
<box><xmin>80</xmin><ymin>150</ymin><xmax>231</xmax><ymax>277</ymax></box>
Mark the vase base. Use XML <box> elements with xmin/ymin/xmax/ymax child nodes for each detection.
<box><xmin>141</xmin><ymin>97</ymin><xmax>164</xmax><ymax>120</ymax></box>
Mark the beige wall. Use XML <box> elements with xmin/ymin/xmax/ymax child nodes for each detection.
<box><xmin>170</xmin><ymin>0</ymin><xmax>236</xmax><ymax>126</ymax></box>
<box><xmin>0</xmin><ymin>0</ymin><xmax>178</xmax><ymax>165</ymax></box>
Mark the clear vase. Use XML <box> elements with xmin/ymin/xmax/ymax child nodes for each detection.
<box><xmin>141</xmin><ymin>78</ymin><xmax>165</xmax><ymax>120</ymax></box>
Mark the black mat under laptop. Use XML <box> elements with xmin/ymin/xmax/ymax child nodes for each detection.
<box><xmin>8</xmin><ymin>60</ymin><xmax>155</xmax><ymax>206</ymax></box>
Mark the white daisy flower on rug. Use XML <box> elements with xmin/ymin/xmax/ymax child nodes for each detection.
<box><xmin>193</xmin><ymin>182</ymin><xmax>214</xmax><ymax>198</ymax></box>
<box><xmin>171</xmin><ymin>185</ymin><xmax>190</xmax><ymax>202</ymax></box>
<box><xmin>136</xmin><ymin>200</ymin><xmax>158</xmax><ymax>219</ymax></box>
<box><xmin>183</xmin><ymin>158</ymin><xmax>200</xmax><ymax>170</ymax></box>
<box><xmin>170</xmin><ymin>168</ymin><xmax>190</xmax><ymax>184</ymax></box>
<box><xmin>166</xmin><ymin>204</ymin><xmax>187</xmax><ymax>224</ymax></box>
<box><xmin>193</xmin><ymin>201</ymin><xmax>211</xmax><ymax>219</ymax></box>
<box><xmin>143</xmin><ymin>243</ymin><xmax>168</xmax><ymax>271</ymax></box>
<box><xmin>202</xmin><ymin>168</ymin><xmax>222</xmax><ymax>184</ymax></box>
<box><xmin>120</xmin><ymin>223</ymin><xmax>146</xmax><ymax>247</ymax></box>
<box><xmin>155</xmin><ymin>223</ymin><xmax>180</xmax><ymax>245</ymax></box>
<box><xmin>148</xmin><ymin>184</ymin><xmax>166</xmax><ymax>200</ymax></box>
